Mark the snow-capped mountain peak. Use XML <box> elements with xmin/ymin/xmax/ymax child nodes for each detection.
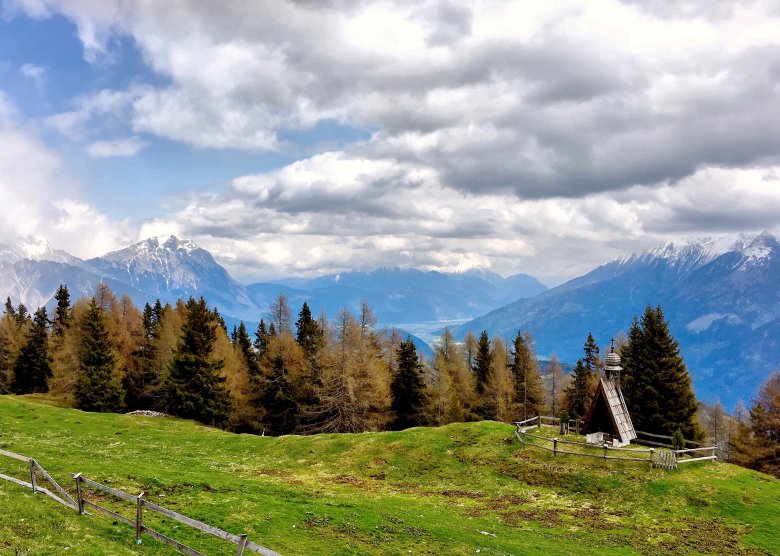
<box><xmin>0</xmin><ymin>236</ymin><xmax>81</xmax><ymax>265</ymax></box>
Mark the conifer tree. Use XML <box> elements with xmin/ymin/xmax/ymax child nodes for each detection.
<box><xmin>256</xmin><ymin>353</ymin><xmax>299</xmax><ymax>435</ymax></box>
<box><xmin>15</xmin><ymin>303</ymin><xmax>29</xmax><ymax>326</ymax></box>
<box><xmin>4</xmin><ymin>298</ymin><xmax>14</xmax><ymax>319</ymax></box>
<box><xmin>473</xmin><ymin>330</ymin><xmax>491</xmax><ymax>394</ymax></box>
<box><xmin>620</xmin><ymin>305</ymin><xmax>700</xmax><ymax>438</ymax></box>
<box><xmin>0</xmin><ymin>327</ymin><xmax>9</xmax><ymax>394</ymax></box>
<box><xmin>268</xmin><ymin>322</ymin><xmax>277</xmax><ymax>337</ymax></box>
<box><xmin>566</xmin><ymin>360</ymin><xmax>590</xmax><ymax>418</ymax></box>
<box><xmin>430</xmin><ymin>328</ymin><xmax>476</xmax><ymax>424</ymax></box>
<box><xmin>212</xmin><ymin>307</ymin><xmax>228</xmax><ymax>333</ymax></box>
<box><xmin>254</xmin><ymin>319</ymin><xmax>269</xmax><ymax>361</ymax></box>
<box><xmin>52</xmin><ymin>284</ymin><xmax>71</xmax><ymax>337</ymax></box>
<box><xmin>510</xmin><ymin>330</ymin><xmax>545</xmax><ymax>420</ymax></box>
<box><xmin>11</xmin><ymin>307</ymin><xmax>52</xmax><ymax>394</ymax></box>
<box><xmin>390</xmin><ymin>337</ymin><xmax>427</xmax><ymax>430</ymax></box>
<box><xmin>165</xmin><ymin>297</ymin><xmax>232</xmax><ymax>427</ymax></box>
<box><xmin>234</xmin><ymin>321</ymin><xmax>257</xmax><ymax>375</ymax></box>
<box><xmin>295</xmin><ymin>302</ymin><xmax>322</xmax><ymax>360</ymax></box>
<box><xmin>123</xmin><ymin>302</ymin><xmax>162</xmax><ymax>410</ymax></box>
<box><xmin>269</xmin><ymin>293</ymin><xmax>292</xmax><ymax>334</ymax></box>
<box><xmin>732</xmin><ymin>372</ymin><xmax>780</xmax><ymax>477</ymax></box>
<box><xmin>74</xmin><ymin>299</ymin><xmax>123</xmax><ymax>412</ymax></box>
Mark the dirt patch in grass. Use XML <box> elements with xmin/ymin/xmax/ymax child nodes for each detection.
<box><xmin>440</xmin><ymin>489</ymin><xmax>485</xmax><ymax>498</ymax></box>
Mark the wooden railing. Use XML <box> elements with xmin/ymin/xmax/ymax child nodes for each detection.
<box><xmin>0</xmin><ymin>448</ymin><xmax>77</xmax><ymax>510</ymax></box>
<box><xmin>0</xmin><ymin>448</ymin><xmax>282</xmax><ymax>555</ymax></box>
<box><xmin>73</xmin><ymin>473</ymin><xmax>281</xmax><ymax>556</ymax></box>
<box><xmin>514</xmin><ymin>417</ymin><xmax>717</xmax><ymax>470</ymax></box>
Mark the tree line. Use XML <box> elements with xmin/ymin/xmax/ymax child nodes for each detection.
<box><xmin>0</xmin><ymin>284</ymin><xmax>776</xmax><ymax>476</ymax></box>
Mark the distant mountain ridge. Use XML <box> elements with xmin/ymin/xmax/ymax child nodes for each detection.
<box><xmin>0</xmin><ymin>235</ymin><xmax>547</xmax><ymax>329</ymax></box>
<box><xmin>455</xmin><ymin>231</ymin><xmax>780</xmax><ymax>406</ymax></box>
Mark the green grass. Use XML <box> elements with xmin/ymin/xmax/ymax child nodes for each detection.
<box><xmin>0</xmin><ymin>396</ymin><xmax>778</xmax><ymax>555</ymax></box>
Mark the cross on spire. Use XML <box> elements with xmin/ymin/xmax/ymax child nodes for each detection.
<box><xmin>610</xmin><ymin>337</ymin><xmax>615</xmax><ymax>352</ymax></box>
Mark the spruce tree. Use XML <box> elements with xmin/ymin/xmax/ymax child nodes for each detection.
<box><xmin>510</xmin><ymin>330</ymin><xmax>545</xmax><ymax>420</ymax></box>
<box><xmin>621</xmin><ymin>305</ymin><xmax>700</xmax><ymax>439</ymax></box>
<box><xmin>11</xmin><ymin>307</ymin><xmax>52</xmax><ymax>394</ymax></box>
<box><xmin>295</xmin><ymin>302</ymin><xmax>322</xmax><ymax>360</ymax></box>
<box><xmin>52</xmin><ymin>284</ymin><xmax>71</xmax><ymax>337</ymax></box>
<box><xmin>390</xmin><ymin>338</ymin><xmax>427</xmax><ymax>430</ymax></box>
<box><xmin>74</xmin><ymin>299</ymin><xmax>123</xmax><ymax>412</ymax></box>
<box><xmin>583</xmin><ymin>332</ymin><xmax>600</xmax><ymax>376</ymax></box>
<box><xmin>4</xmin><ymin>298</ymin><xmax>15</xmax><ymax>319</ymax></box>
<box><xmin>566</xmin><ymin>359</ymin><xmax>590</xmax><ymax>418</ymax></box>
<box><xmin>164</xmin><ymin>297</ymin><xmax>232</xmax><ymax>427</ymax></box>
<box><xmin>256</xmin><ymin>353</ymin><xmax>298</xmax><ymax>435</ymax></box>
<box><xmin>234</xmin><ymin>321</ymin><xmax>257</xmax><ymax>375</ymax></box>
<box><xmin>123</xmin><ymin>302</ymin><xmax>162</xmax><ymax>410</ymax></box>
<box><xmin>254</xmin><ymin>319</ymin><xmax>269</xmax><ymax>361</ymax></box>
<box><xmin>473</xmin><ymin>330</ymin><xmax>492</xmax><ymax>395</ymax></box>
<box><xmin>0</xmin><ymin>327</ymin><xmax>9</xmax><ymax>394</ymax></box>
<box><xmin>15</xmin><ymin>303</ymin><xmax>29</xmax><ymax>326</ymax></box>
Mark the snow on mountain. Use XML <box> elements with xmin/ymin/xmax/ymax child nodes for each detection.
<box><xmin>0</xmin><ymin>236</ymin><xmax>81</xmax><ymax>265</ymax></box>
<box><xmin>456</xmin><ymin>231</ymin><xmax>780</xmax><ymax>407</ymax></box>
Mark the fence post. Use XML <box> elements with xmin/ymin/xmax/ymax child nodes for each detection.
<box><xmin>553</xmin><ymin>438</ymin><xmax>558</xmax><ymax>456</ymax></box>
<box><xmin>538</xmin><ymin>415</ymin><xmax>542</xmax><ymax>429</ymax></box>
<box><xmin>136</xmin><ymin>492</ymin><xmax>145</xmax><ymax>544</ymax></box>
<box><xmin>237</xmin><ymin>533</ymin><xmax>249</xmax><ymax>556</ymax></box>
<box><xmin>649</xmin><ymin>448</ymin><xmax>655</xmax><ymax>467</ymax></box>
<box><xmin>28</xmin><ymin>459</ymin><xmax>37</xmax><ymax>493</ymax></box>
<box><xmin>73</xmin><ymin>473</ymin><xmax>84</xmax><ymax>515</ymax></box>
<box><xmin>603</xmin><ymin>445</ymin><xmax>608</xmax><ymax>460</ymax></box>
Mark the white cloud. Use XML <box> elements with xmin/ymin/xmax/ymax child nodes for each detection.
<box><xmin>86</xmin><ymin>136</ymin><xmax>147</xmax><ymax>158</ymax></box>
<box><xmin>0</xmin><ymin>93</ymin><xmax>127</xmax><ymax>257</ymax></box>
<box><xmin>19</xmin><ymin>63</ymin><xmax>45</xmax><ymax>84</ymax></box>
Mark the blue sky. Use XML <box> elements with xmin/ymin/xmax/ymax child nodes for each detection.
<box><xmin>1</xmin><ymin>1</ymin><xmax>779</xmax><ymax>283</ymax></box>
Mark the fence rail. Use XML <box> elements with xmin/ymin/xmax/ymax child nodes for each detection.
<box><xmin>74</xmin><ymin>473</ymin><xmax>282</xmax><ymax>556</ymax></box>
<box><xmin>0</xmin><ymin>448</ymin><xmax>282</xmax><ymax>556</ymax></box>
<box><xmin>514</xmin><ymin>416</ymin><xmax>717</xmax><ymax>470</ymax></box>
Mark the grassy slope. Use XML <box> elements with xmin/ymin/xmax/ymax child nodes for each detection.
<box><xmin>0</xmin><ymin>396</ymin><xmax>778</xmax><ymax>556</ymax></box>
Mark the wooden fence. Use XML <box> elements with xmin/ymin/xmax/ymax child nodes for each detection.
<box><xmin>0</xmin><ymin>448</ymin><xmax>281</xmax><ymax>556</ymax></box>
<box><xmin>514</xmin><ymin>416</ymin><xmax>717</xmax><ymax>470</ymax></box>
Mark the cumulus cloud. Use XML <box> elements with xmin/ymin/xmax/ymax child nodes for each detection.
<box><xmin>5</xmin><ymin>1</ymin><xmax>780</xmax><ymax>282</ymax></box>
<box><xmin>0</xmin><ymin>92</ymin><xmax>128</xmax><ymax>257</ymax></box>
<box><xmin>21</xmin><ymin>0</ymin><xmax>780</xmax><ymax>198</ymax></box>
<box><xmin>19</xmin><ymin>63</ymin><xmax>45</xmax><ymax>84</ymax></box>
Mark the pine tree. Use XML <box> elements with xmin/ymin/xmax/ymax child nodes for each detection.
<box><xmin>510</xmin><ymin>330</ymin><xmax>545</xmax><ymax>420</ymax></box>
<box><xmin>164</xmin><ymin>297</ymin><xmax>232</xmax><ymax>427</ymax></box>
<box><xmin>74</xmin><ymin>299</ymin><xmax>123</xmax><ymax>412</ymax></box>
<box><xmin>4</xmin><ymin>298</ymin><xmax>15</xmax><ymax>319</ymax></box>
<box><xmin>566</xmin><ymin>360</ymin><xmax>590</xmax><ymax>418</ymax></box>
<box><xmin>11</xmin><ymin>307</ymin><xmax>52</xmax><ymax>394</ymax></box>
<box><xmin>620</xmin><ymin>305</ymin><xmax>700</xmax><ymax>439</ymax></box>
<box><xmin>52</xmin><ymin>284</ymin><xmax>71</xmax><ymax>337</ymax></box>
<box><xmin>15</xmin><ymin>303</ymin><xmax>29</xmax><ymax>326</ymax></box>
<box><xmin>390</xmin><ymin>338</ymin><xmax>427</xmax><ymax>430</ymax></box>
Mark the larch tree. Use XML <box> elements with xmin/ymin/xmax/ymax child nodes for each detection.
<box><xmin>74</xmin><ymin>299</ymin><xmax>123</xmax><ymax>412</ymax></box>
<box><xmin>732</xmin><ymin>372</ymin><xmax>780</xmax><ymax>478</ymax></box>
<box><xmin>11</xmin><ymin>307</ymin><xmax>52</xmax><ymax>394</ymax></box>
<box><xmin>546</xmin><ymin>354</ymin><xmax>566</xmax><ymax>418</ymax></box>
<box><xmin>269</xmin><ymin>293</ymin><xmax>292</xmax><ymax>334</ymax></box>
<box><xmin>164</xmin><ymin>297</ymin><xmax>232</xmax><ymax>428</ymax></box>
<box><xmin>429</xmin><ymin>328</ymin><xmax>475</xmax><ymax>425</ymax></box>
<box><xmin>488</xmin><ymin>337</ymin><xmax>514</xmax><ymax>422</ymax></box>
<box><xmin>510</xmin><ymin>330</ymin><xmax>545</xmax><ymax>420</ymax></box>
<box><xmin>390</xmin><ymin>337</ymin><xmax>427</xmax><ymax>430</ymax></box>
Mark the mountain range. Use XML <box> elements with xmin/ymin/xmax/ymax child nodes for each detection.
<box><xmin>455</xmin><ymin>232</ymin><xmax>780</xmax><ymax>407</ymax></box>
<box><xmin>1</xmin><ymin>232</ymin><xmax>778</xmax><ymax>406</ymax></box>
<box><xmin>0</xmin><ymin>234</ymin><xmax>546</xmax><ymax>334</ymax></box>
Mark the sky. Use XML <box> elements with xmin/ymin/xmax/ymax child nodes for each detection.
<box><xmin>1</xmin><ymin>0</ymin><xmax>780</xmax><ymax>285</ymax></box>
